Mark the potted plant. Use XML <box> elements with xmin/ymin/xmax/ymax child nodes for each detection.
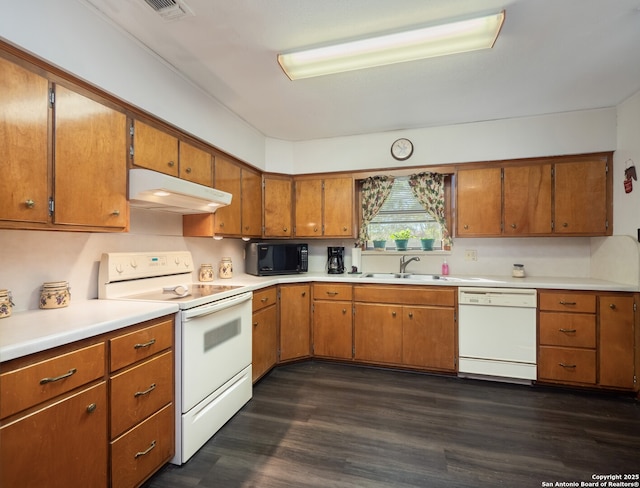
<box><xmin>371</xmin><ymin>235</ymin><xmax>387</xmax><ymax>251</ymax></box>
<box><xmin>419</xmin><ymin>226</ymin><xmax>439</xmax><ymax>251</ymax></box>
<box><xmin>389</xmin><ymin>229</ymin><xmax>413</xmax><ymax>251</ymax></box>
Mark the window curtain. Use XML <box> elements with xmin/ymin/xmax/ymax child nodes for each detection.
<box><xmin>357</xmin><ymin>175</ymin><xmax>395</xmax><ymax>246</ymax></box>
<box><xmin>408</xmin><ymin>172</ymin><xmax>451</xmax><ymax>247</ymax></box>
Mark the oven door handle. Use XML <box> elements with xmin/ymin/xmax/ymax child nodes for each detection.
<box><xmin>182</xmin><ymin>291</ymin><xmax>252</xmax><ymax>321</ymax></box>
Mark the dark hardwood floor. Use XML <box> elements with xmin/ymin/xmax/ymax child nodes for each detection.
<box><xmin>143</xmin><ymin>361</ymin><xmax>640</xmax><ymax>488</ymax></box>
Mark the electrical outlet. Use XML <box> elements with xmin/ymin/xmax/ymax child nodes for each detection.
<box><xmin>464</xmin><ymin>250</ymin><xmax>477</xmax><ymax>261</ymax></box>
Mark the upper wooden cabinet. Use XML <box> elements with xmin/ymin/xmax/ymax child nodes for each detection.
<box><xmin>241</xmin><ymin>168</ymin><xmax>262</xmax><ymax>238</ymax></box>
<box><xmin>456</xmin><ymin>167</ymin><xmax>502</xmax><ymax>236</ymax></box>
<box><xmin>0</xmin><ymin>56</ymin><xmax>49</xmax><ymax>225</ymax></box>
<box><xmin>132</xmin><ymin>120</ymin><xmax>179</xmax><ymax>177</ymax></box>
<box><xmin>213</xmin><ymin>156</ymin><xmax>242</xmax><ymax>235</ymax></box>
<box><xmin>294</xmin><ymin>176</ymin><xmax>354</xmax><ymax>238</ymax></box>
<box><xmin>179</xmin><ymin>141</ymin><xmax>212</xmax><ymax>186</ymax></box>
<box><xmin>54</xmin><ymin>85</ymin><xmax>128</xmax><ymax>229</ymax></box>
<box><xmin>456</xmin><ymin>154</ymin><xmax>612</xmax><ymax>238</ymax></box>
<box><xmin>264</xmin><ymin>176</ymin><xmax>293</xmax><ymax>238</ymax></box>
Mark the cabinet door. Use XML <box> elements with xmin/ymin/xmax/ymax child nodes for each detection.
<box><xmin>598</xmin><ymin>295</ymin><xmax>635</xmax><ymax>389</ymax></box>
<box><xmin>179</xmin><ymin>141</ymin><xmax>212</xmax><ymax>186</ymax></box>
<box><xmin>133</xmin><ymin>120</ymin><xmax>178</xmax><ymax>176</ymax></box>
<box><xmin>503</xmin><ymin>164</ymin><xmax>552</xmax><ymax>235</ymax></box>
<box><xmin>313</xmin><ymin>301</ymin><xmax>352</xmax><ymax>359</ymax></box>
<box><xmin>0</xmin><ymin>382</ymin><xmax>108</xmax><ymax>488</ymax></box>
<box><xmin>354</xmin><ymin>303</ymin><xmax>402</xmax><ymax>364</ymax></box>
<box><xmin>214</xmin><ymin>156</ymin><xmax>242</xmax><ymax>235</ymax></box>
<box><xmin>279</xmin><ymin>284</ymin><xmax>311</xmax><ymax>361</ymax></box>
<box><xmin>456</xmin><ymin>167</ymin><xmax>502</xmax><ymax>236</ymax></box>
<box><xmin>402</xmin><ymin>306</ymin><xmax>456</xmax><ymax>371</ymax></box>
<box><xmin>54</xmin><ymin>85</ymin><xmax>127</xmax><ymax>228</ymax></box>
<box><xmin>264</xmin><ymin>176</ymin><xmax>293</xmax><ymax>237</ymax></box>
<box><xmin>252</xmin><ymin>305</ymin><xmax>277</xmax><ymax>382</ymax></box>
<box><xmin>0</xmin><ymin>56</ymin><xmax>49</xmax><ymax>224</ymax></box>
<box><xmin>241</xmin><ymin>168</ymin><xmax>262</xmax><ymax>237</ymax></box>
<box><xmin>294</xmin><ymin>179</ymin><xmax>323</xmax><ymax>237</ymax></box>
<box><xmin>554</xmin><ymin>159</ymin><xmax>608</xmax><ymax>234</ymax></box>
<box><xmin>323</xmin><ymin>177</ymin><xmax>353</xmax><ymax>237</ymax></box>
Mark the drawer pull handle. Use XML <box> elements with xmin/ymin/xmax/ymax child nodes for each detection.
<box><xmin>261</xmin><ymin>297</ymin><xmax>269</xmax><ymax>302</ymax></box>
<box><xmin>134</xmin><ymin>440</ymin><xmax>157</xmax><ymax>459</ymax></box>
<box><xmin>86</xmin><ymin>403</ymin><xmax>97</xmax><ymax>413</ymax></box>
<box><xmin>326</xmin><ymin>291</ymin><xmax>338</xmax><ymax>296</ymax></box>
<box><xmin>609</xmin><ymin>303</ymin><xmax>616</xmax><ymax>309</ymax></box>
<box><xmin>134</xmin><ymin>383</ymin><xmax>156</xmax><ymax>397</ymax></box>
<box><xmin>301</xmin><ymin>291</ymin><xmax>306</xmax><ymax>297</ymax></box>
<box><xmin>559</xmin><ymin>363</ymin><xmax>577</xmax><ymax>369</ymax></box>
<box><xmin>559</xmin><ymin>328</ymin><xmax>577</xmax><ymax>333</ymax></box>
<box><xmin>559</xmin><ymin>301</ymin><xmax>577</xmax><ymax>306</ymax></box>
<box><xmin>134</xmin><ymin>338</ymin><xmax>156</xmax><ymax>349</ymax></box>
<box><xmin>253</xmin><ymin>322</ymin><xmax>259</xmax><ymax>327</ymax></box>
<box><xmin>40</xmin><ymin>368</ymin><xmax>77</xmax><ymax>384</ymax></box>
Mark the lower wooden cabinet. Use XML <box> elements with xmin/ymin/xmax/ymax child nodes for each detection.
<box><xmin>252</xmin><ymin>287</ymin><xmax>278</xmax><ymax>382</ymax></box>
<box><xmin>313</xmin><ymin>284</ymin><xmax>353</xmax><ymax>360</ymax></box>
<box><xmin>598</xmin><ymin>294</ymin><xmax>635</xmax><ymax>389</ymax></box>
<box><xmin>279</xmin><ymin>284</ymin><xmax>311</xmax><ymax>362</ymax></box>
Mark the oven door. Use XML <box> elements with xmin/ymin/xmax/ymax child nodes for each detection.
<box><xmin>181</xmin><ymin>291</ymin><xmax>252</xmax><ymax>412</ymax></box>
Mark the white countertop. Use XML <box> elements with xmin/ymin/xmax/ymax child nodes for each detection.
<box><xmin>0</xmin><ymin>300</ymin><xmax>178</xmax><ymax>362</ymax></box>
<box><xmin>1</xmin><ymin>272</ymin><xmax>635</xmax><ymax>363</ymax></box>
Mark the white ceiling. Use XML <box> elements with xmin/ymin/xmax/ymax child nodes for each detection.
<box><xmin>82</xmin><ymin>0</ymin><xmax>640</xmax><ymax>142</ymax></box>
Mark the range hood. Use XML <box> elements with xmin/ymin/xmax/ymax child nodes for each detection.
<box><xmin>129</xmin><ymin>168</ymin><xmax>232</xmax><ymax>214</ymax></box>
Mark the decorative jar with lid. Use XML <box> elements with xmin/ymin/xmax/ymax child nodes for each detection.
<box><xmin>199</xmin><ymin>264</ymin><xmax>214</xmax><ymax>282</ymax></box>
<box><xmin>0</xmin><ymin>289</ymin><xmax>14</xmax><ymax>318</ymax></box>
<box><xmin>40</xmin><ymin>281</ymin><xmax>71</xmax><ymax>309</ymax></box>
<box><xmin>512</xmin><ymin>264</ymin><xmax>526</xmax><ymax>278</ymax></box>
<box><xmin>219</xmin><ymin>257</ymin><xmax>233</xmax><ymax>279</ymax></box>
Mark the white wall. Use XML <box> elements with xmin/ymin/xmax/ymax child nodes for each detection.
<box><xmin>0</xmin><ymin>0</ymin><xmax>266</xmax><ymax>168</ymax></box>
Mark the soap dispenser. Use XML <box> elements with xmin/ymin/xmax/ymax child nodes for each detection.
<box><xmin>442</xmin><ymin>259</ymin><xmax>449</xmax><ymax>276</ymax></box>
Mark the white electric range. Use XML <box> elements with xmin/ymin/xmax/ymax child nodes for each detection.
<box><xmin>99</xmin><ymin>251</ymin><xmax>253</xmax><ymax>464</ymax></box>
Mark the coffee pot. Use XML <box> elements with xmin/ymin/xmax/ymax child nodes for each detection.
<box><xmin>327</xmin><ymin>246</ymin><xmax>345</xmax><ymax>274</ymax></box>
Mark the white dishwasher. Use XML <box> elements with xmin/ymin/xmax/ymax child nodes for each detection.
<box><xmin>458</xmin><ymin>287</ymin><xmax>537</xmax><ymax>382</ymax></box>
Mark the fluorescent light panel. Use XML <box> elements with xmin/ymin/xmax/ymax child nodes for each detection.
<box><xmin>278</xmin><ymin>11</ymin><xmax>505</xmax><ymax>80</ymax></box>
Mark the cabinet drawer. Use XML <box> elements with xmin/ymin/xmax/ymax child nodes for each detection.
<box><xmin>110</xmin><ymin>317</ymin><xmax>173</xmax><ymax>372</ymax></box>
<box><xmin>539</xmin><ymin>292</ymin><xmax>596</xmax><ymax>313</ymax></box>
<box><xmin>0</xmin><ymin>342</ymin><xmax>105</xmax><ymax>419</ymax></box>
<box><xmin>110</xmin><ymin>351</ymin><xmax>173</xmax><ymax>439</ymax></box>
<box><xmin>539</xmin><ymin>312</ymin><xmax>596</xmax><ymax>348</ymax></box>
<box><xmin>354</xmin><ymin>285</ymin><xmax>455</xmax><ymax>306</ymax></box>
<box><xmin>111</xmin><ymin>402</ymin><xmax>174</xmax><ymax>488</ymax></box>
<box><xmin>313</xmin><ymin>283</ymin><xmax>353</xmax><ymax>301</ymax></box>
<box><xmin>253</xmin><ymin>286</ymin><xmax>277</xmax><ymax>313</ymax></box>
<box><xmin>538</xmin><ymin>346</ymin><xmax>596</xmax><ymax>384</ymax></box>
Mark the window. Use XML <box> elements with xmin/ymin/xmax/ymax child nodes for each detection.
<box><xmin>366</xmin><ymin>176</ymin><xmax>443</xmax><ymax>250</ymax></box>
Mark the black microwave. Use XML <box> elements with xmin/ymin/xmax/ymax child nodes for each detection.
<box><xmin>245</xmin><ymin>243</ymin><xmax>308</xmax><ymax>276</ymax></box>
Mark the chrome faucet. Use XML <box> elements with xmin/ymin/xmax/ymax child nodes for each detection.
<box><xmin>399</xmin><ymin>255</ymin><xmax>420</xmax><ymax>274</ymax></box>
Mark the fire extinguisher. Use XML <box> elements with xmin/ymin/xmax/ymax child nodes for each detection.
<box><xmin>624</xmin><ymin>159</ymin><xmax>636</xmax><ymax>194</ymax></box>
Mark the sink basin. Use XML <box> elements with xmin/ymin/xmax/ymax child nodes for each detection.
<box><xmin>359</xmin><ymin>273</ymin><xmax>504</xmax><ymax>284</ymax></box>
<box><xmin>360</xmin><ymin>273</ymin><xmax>404</xmax><ymax>279</ymax></box>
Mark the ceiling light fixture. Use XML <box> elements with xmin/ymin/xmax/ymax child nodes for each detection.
<box><xmin>277</xmin><ymin>11</ymin><xmax>505</xmax><ymax>80</ymax></box>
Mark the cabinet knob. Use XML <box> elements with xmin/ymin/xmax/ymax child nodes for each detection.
<box><xmin>301</xmin><ymin>291</ymin><xmax>306</xmax><ymax>297</ymax></box>
<box><xmin>609</xmin><ymin>303</ymin><xmax>616</xmax><ymax>309</ymax></box>
<box><xmin>562</xmin><ymin>222</ymin><xmax>569</xmax><ymax>227</ymax></box>
<box><xmin>112</xmin><ymin>210</ymin><xmax>120</xmax><ymax>216</ymax></box>
<box><xmin>185</xmin><ymin>167</ymin><xmax>192</xmax><ymax>174</ymax></box>
<box><xmin>314</xmin><ymin>227</ymin><xmax>318</xmax><ymax>232</ymax></box>
<box><xmin>86</xmin><ymin>403</ymin><xmax>97</xmax><ymax>414</ymax></box>
<box><xmin>510</xmin><ymin>223</ymin><xmax>516</xmax><ymax>229</ymax></box>
<box><xmin>261</xmin><ymin>297</ymin><xmax>269</xmax><ymax>302</ymax></box>
<box><xmin>463</xmin><ymin>224</ymin><xmax>469</xmax><ymax>230</ymax></box>
<box><xmin>283</xmin><ymin>227</ymin><xmax>288</xmax><ymax>232</ymax></box>
<box><xmin>343</xmin><ymin>227</ymin><xmax>347</xmax><ymax>231</ymax></box>
<box><xmin>25</xmin><ymin>199</ymin><xmax>35</xmax><ymax>208</ymax></box>
<box><xmin>168</xmin><ymin>161</ymin><xmax>175</xmax><ymax>167</ymax></box>
<box><xmin>408</xmin><ymin>312</ymin><xmax>413</xmax><ymax>318</ymax></box>
<box><xmin>391</xmin><ymin>311</ymin><xmax>396</xmax><ymax>317</ymax></box>
<box><xmin>219</xmin><ymin>222</ymin><xmax>224</xmax><ymax>228</ymax></box>
<box><xmin>253</xmin><ymin>322</ymin><xmax>259</xmax><ymax>327</ymax></box>
<box><xmin>342</xmin><ymin>308</ymin><xmax>347</xmax><ymax>314</ymax></box>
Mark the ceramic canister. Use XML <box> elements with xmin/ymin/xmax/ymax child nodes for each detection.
<box><xmin>40</xmin><ymin>281</ymin><xmax>71</xmax><ymax>309</ymax></box>
<box><xmin>0</xmin><ymin>289</ymin><xmax>14</xmax><ymax>318</ymax></box>
<box><xmin>199</xmin><ymin>264</ymin><xmax>214</xmax><ymax>282</ymax></box>
<box><xmin>219</xmin><ymin>257</ymin><xmax>233</xmax><ymax>279</ymax></box>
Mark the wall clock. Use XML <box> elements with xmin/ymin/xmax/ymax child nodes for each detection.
<box><xmin>391</xmin><ymin>138</ymin><xmax>413</xmax><ymax>161</ymax></box>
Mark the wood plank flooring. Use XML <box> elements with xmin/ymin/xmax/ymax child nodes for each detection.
<box><xmin>142</xmin><ymin>361</ymin><xmax>640</xmax><ymax>488</ymax></box>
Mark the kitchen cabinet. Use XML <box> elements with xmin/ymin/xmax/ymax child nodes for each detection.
<box><xmin>598</xmin><ymin>294</ymin><xmax>635</xmax><ymax>389</ymax></box>
<box><xmin>179</xmin><ymin>141</ymin><xmax>212</xmax><ymax>186</ymax></box>
<box><xmin>294</xmin><ymin>176</ymin><xmax>353</xmax><ymax>237</ymax></box>
<box><xmin>132</xmin><ymin>119</ymin><xmax>179</xmax><ymax>177</ymax></box>
<box><xmin>456</xmin><ymin>167</ymin><xmax>502</xmax><ymax>236</ymax></box>
<box><xmin>213</xmin><ymin>156</ymin><xmax>242</xmax><ymax>235</ymax></box>
<box><xmin>241</xmin><ymin>168</ymin><xmax>263</xmax><ymax>237</ymax></box>
<box><xmin>252</xmin><ymin>287</ymin><xmax>278</xmax><ymax>382</ymax></box>
<box><xmin>554</xmin><ymin>157</ymin><xmax>609</xmax><ymax>235</ymax></box>
<box><xmin>54</xmin><ymin>85</ymin><xmax>128</xmax><ymax>229</ymax></box>
<box><xmin>264</xmin><ymin>175</ymin><xmax>293</xmax><ymax>237</ymax></box>
<box><xmin>109</xmin><ymin>317</ymin><xmax>174</xmax><ymax>488</ymax></box>
<box><xmin>0</xmin><ymin>55</ymin><xmax>49</xmax><ymax>225</ymax></box>
<box><xmin>0</xmin><ymin>342</ymin><xmax>108</xmax><ymax>488</ymax></box>
<box><xmin>503</xmin><ymin>163</ymin><xmax>552</xmax><ymax>235</ymax></box>
<box><xmin>353</xmin><ymin>285</ymin><xmax>456</xmax><ymax>371</ymax></box>
<box><xmin>312</xmin><ymin>284</ymin><xmax>353</xmax><ymax>360</ymax></box>
<box><xmin>279</xmin><ymin>284</ymin><xmax>311</xmax><ymax>361</ymax></box>
<box><xmin>1</xmin><ymin>55</ymin><xmax>127</xmax><ymax>231</ymax></box>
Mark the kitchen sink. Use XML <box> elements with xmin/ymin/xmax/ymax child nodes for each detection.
<box><xmin>360</xmin><ymin>273</ymin><xmax>504</xmax><ymax>284</ymax></box>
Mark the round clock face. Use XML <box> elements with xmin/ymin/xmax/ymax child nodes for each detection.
<box><xmin>391</xmin><ymin>138</ymin><xmax>413</xmax><ymax>161</ymax></box>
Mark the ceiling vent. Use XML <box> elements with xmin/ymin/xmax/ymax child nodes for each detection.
<box><xmin>142</xmin><ymin>0</ymin><xmax>194</xmax><ymax>22</ymax></box>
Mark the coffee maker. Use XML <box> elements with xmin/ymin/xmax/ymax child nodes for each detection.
<box><xmin>327</xmin><ymin>246</ymin><xmax>345</xmax><ymax>274</ymax></box>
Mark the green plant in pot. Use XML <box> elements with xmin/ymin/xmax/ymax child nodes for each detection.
<box><xmin>389</xmin><ymin>229</ymin><xmax>413</xmax><ymax>251</ymax></box>
<box><xmin>419</xmin><ymin>226</ymin><xmax>440</xmax><ymax>251</ymax></box>
<box><xmin>371</xmin><ymin>234</ymin><xmax>387</xmax><ymax>250</ymax></box>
